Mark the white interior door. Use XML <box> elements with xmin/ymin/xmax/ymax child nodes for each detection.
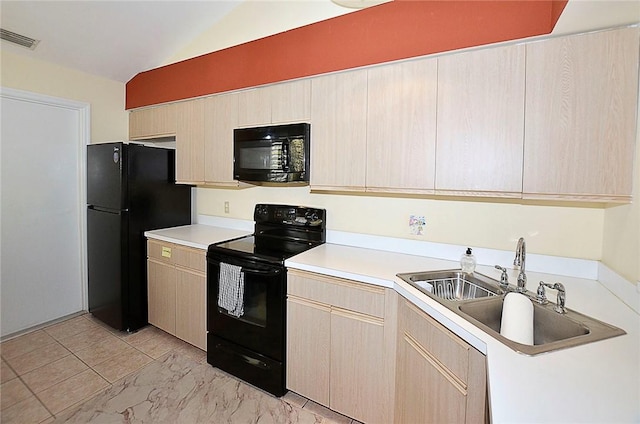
<box><xmin>1</xmin><ymin>88</ymin><xmax>89</xmax><ymax>338</ymax></box>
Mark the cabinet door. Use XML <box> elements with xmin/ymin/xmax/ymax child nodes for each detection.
<box><xmin>310</xmin><ymin>70</ymin><xmax>368</xmax><ymax>191</ymax></box>
<box><xmin>204</xmin><ymin>93</ymin><xmax>239</xmax><ymax>185</ymax></box>
<box><xmin>176</xmin><ymin>99</ymin><xmax>205</xmax><ymax>184</ymax></box>
<box><xmin>271</xmin><ymin>79</ymin><xmax>311</xmax><ymax>124</ymax></box>
<box><xmin>175</xmin><ymin>267</ymin><xmax>206</xmax><ymax>350</ymax></box>
<box><xmin>238</xmin><ymin>87</ymin><xmax>271</xmax><ymax>127</ymax></box>
<box><xmin>436</xmin><ymin>44</ymin><xmax>525</xmax><ymax>197</ymax></box>
<box><xmin>129</xmin><ymin>103</ymin><xmax>177</xmax><ymax>140</ymax></box>
<box><xmin>286</xmin><ymin>296</ymin><xmax>331</xmax><ymax>406</ymax></box>
<box><xmin>396</xmin><ymin>333</ymin><xmax>467</xmax><ymax>423</ymax></box>
<box><xmin>330</xmin><ymin>307</ymin><xmax>386</xmax><ymax>424</ymax></box>
<box><xmin>367</xmin><ymin>58</ymin><xmax>437</xmax><ymax>194</ymax></box>
<box><xmin>147</xmin><ymin>258</ymin><xmax>176</xmax><ymax>334</ymax></box>
<box><xmin>523</xmin><ymin>27</ymin><xmax>639</xmax><ymax>202</ymax></box>
<box><xmin>395</xmin><ymin>299</ymin><xmax>487</xmax><ymax>424</ymax></box>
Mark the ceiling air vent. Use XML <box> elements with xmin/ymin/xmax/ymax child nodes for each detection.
<box><xmin>1</xmin><ymin>28</ymin><xmax>40</xmax><ymax>50</ymax></box>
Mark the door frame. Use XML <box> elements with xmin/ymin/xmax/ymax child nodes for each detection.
<box><xmin>0</xmin><ymin>86</ymin><xmax>91</xmax><ymax>311</ymax></box>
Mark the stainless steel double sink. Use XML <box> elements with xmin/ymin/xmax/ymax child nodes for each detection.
<box><xmin>396</xmin><ymin>270</ymin><xmax>626</xmax><ymax>355</ymax></box>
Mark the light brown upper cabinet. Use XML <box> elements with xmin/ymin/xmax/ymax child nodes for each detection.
<box><xmin>237</xmin><ymin>79</ymin><xmax>311</xmax><ymax>127</ymax></box>
<box><xmin>367</xmin><ymin>58</ymin><xmax>438</xmax><ymax>194</ymax></box>
<box><xmin>271</xmin><ymin>79</ymin><xmax>311</xmax><ymax>124</ymax></box>
<box><xmin>310</xmin><ymin>69</ymin><xmax>368</xmax><ymax>191</ymax></box>
<box><xmin>523</xmin><ymin>26</ymin><xmax>639</xmax><ymax>202</ymax></box>
<box><xmin>204</xmin><ymin>93</ymin><xmax>240</xmax><ymax>186</ymax></box>
<box><xmin>175</xmin><ymin>99</ymin><xmax>205</xmax><ymax>184</ymax></box>
<box><xmin>436</xmin><ymin>44</ymin><xmax>525</xmax><ymax>197</ymax></box>
<box><xmin>129</xmin><ymin>103</ymin><xmax>177</xmax><ymax>140</ymax></box>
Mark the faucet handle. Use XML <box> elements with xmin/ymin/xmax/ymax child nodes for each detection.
<box><xmin>494</xmin><ymin>265</ymin><xmax>509</xmax><ymax>290</ymax></box>
<box><xmin>541</xmin><ymin>282</ymin><xmax>566</xmax><ymax>314</ymax></box>
<box><xmin>536</xmin><ymin>281</ymin><xmax>548</xmax><ymax>304</ymax></box>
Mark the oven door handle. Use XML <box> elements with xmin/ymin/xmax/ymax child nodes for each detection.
<box><xmin>241</xmin><ymin>266</ymin><xmax>282</xmax><ymax>276</ymax></box>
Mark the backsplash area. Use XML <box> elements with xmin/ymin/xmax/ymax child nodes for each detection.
<box><xmin>195</xmin><ymin>186</ymin><xmax>604</xmax><ymax>261</ymax></box>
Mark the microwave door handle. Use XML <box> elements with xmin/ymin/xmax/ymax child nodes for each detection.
<box><xmin>281</xmin><ymin>141</ymin><xmax>289</xmax><ymax>171</ymax></box>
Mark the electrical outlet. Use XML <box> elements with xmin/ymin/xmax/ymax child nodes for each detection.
<box><xmin>224</xmin><ymin>201</ymin><xmax>229</xmax><ymax>214</ymax></box>
<box><xmin>409</xmin><ymin>215</ymin><xmax>426</xmax><ymax>235</ymax></box>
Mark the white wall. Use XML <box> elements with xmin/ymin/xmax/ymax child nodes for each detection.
<box><xmin>1</xmin><ymin>50</ymin><xmax>127</xmax><ymax>143</ymax></box>
<box><xmin>602</xmin><ymin>93</ymin><xmax>640</xmax><ymax>283</ymax></box>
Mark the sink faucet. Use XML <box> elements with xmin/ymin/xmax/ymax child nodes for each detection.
<box><xmin>514</xmin><ymin>237</ymin><xmax>527</xmax><ymax>293</ymax></box>
<box><xmin>540</xmin><ymin>282</ymin><xmax>567</xmax><ymax>314</ymax></box>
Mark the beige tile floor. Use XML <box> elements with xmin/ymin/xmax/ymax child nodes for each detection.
<box><xmin>0</xmin><ymin>313</ymin><xmax>359</xmax><ymax>424</ymax></box>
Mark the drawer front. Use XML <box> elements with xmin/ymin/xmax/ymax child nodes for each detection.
<box><xmin>173</xmin><ymin>245</ymin><xmax>206</xmax><ymax>273</ymax></box>
<box><xmin>147</xmin><ymin>239</ymin><xmax>175</xmax><ymax>264</ymax></box>
<box><xmin>288</xmin><ymin>270</ymin><xmax>385</xmax><ymax>318</ymax></box>
<box><xmin>402</xmin><ymin>300</ymin><xmax>470</xmax><ymax>384</ymax></box>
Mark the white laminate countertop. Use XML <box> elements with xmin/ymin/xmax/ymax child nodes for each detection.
<box><xmin>285</xmin><ymin>243</ymin><xmax>640</xmax><ymax>423</ymax></box>
<box><xmin>144</xmin><ymin>224</ymin><xmax>251</xmax><ymax>250</ymax></box>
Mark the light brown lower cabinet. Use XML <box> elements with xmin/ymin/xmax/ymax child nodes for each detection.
<box><xmin>395</xmin><ymin>298</ymin><xmax>488</xmax><ymax>424</ymax></box>
<box><xmin>286</xmin><ymin>270</ymin><xmax>396</xmax><ymax>424</ymax></box>
<box><xmin>147</xmin><ymin>239</ymin><xmax>207</xmax><ymax>350</ymax></box>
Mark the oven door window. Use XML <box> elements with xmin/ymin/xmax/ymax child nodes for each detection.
<box><xmin>219</xmin><ymin>267</ymin><xmax>269</xmax><ymax>328</ymax></box>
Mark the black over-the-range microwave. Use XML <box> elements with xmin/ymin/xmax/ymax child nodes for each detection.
<box><xmin>233</xmin><ymin>123</ymin><xmax>310</xmax><ymax>184</ymax></box>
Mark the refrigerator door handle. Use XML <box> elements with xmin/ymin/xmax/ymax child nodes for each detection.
<box><xmin>88</xmin><ymin>205</ymin><xmax>127</xmax><ymax>214</ymax></box>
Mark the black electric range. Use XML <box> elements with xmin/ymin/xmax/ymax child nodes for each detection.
<box><xmin>206</xmin><ymin>204</ymin><xmax>326</xmax><ymax>397</ymax></box>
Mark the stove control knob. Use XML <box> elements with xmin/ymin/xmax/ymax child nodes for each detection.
<box><xmin>255</xmin><ymin>205</ymin><xmax>269</xmax><ymax>219</ymax></box>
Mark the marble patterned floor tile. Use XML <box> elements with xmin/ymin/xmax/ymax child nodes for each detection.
<box><xmin>1</xmin><ymin>359</ymin><xmax>17</xmax><ymax>383</ymax></box>
<box><xmin>283</xmin><ymin>391</ymin><xmax>309</xmax><ymax>409</ymax></box>
<box><xmin>116</xmin><ymin>324</ymin><xmax>159</xmax><ymax>343</ymax></box>
<box><xmin>160</xmin><ymin>339</ymin><xmax>207</xmax><ymax>364</ymax></box>
<box><xmin>91</xmin><ymin>348</ymin><xmax>153</xmax><ymax>383</ymax></box>
<box><xmin>44</xmin><ymin>316</ymin><xmax>99</xmax><ymax>341</ymax></box>
<box><xmin>56</xmin><ymin>327</ymin><xmax>114</xmax><ymax>353</ymax></box>
<box><xmin>303</xmin><ymin>400</ymin><xmax>353</xmax><ymax>424</ymax></box>
<box><xmin>124</xmin><ymin>328</ymin><xmax>182</xmax><ymax>359</ymax></box>
<box><xmin>54</xmin><ymin>353</ymin><xmax>347</xmax><ymax>424</ymax></box>
<box><xmin>0</xmin><ymin>395</ymin><xmax>52</xmax><ymax>424</ymax></box>
<box><xmin>37</xmin><ymin>369</ymin><xmax>109</xmax><ymax>415</ymax></box>
<box><xmin>73</xmin><ymin>335</ymin><xmax>134</xmax><ymax>367</ymax></box>
<box><xmin>3</xmin><ymin>342</ymin><xmax>70</xmax><ymax>376</ymax></box>
<box><xmin>0</xmin><ymin>330</ymin><xmax>57</xmax><ymax>360</ymax></box>
<box><xmin>21</xmin><ymin>355</ymin><xmax>89</xmax><ymax>394</ymax></box>
<box><xmin>1</xmin><ymin>378</ymin><xmax>32</xmax><ymax>410</ymax></box>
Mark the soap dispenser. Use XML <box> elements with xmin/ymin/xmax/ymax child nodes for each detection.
<box><xmin>461</xmin><ymin>247</ymin><xmax>476</xmax><ymax>274</ymax></box>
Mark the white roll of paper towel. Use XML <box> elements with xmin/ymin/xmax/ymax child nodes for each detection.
<box><xmin>500</xmin><ymin>292</ymin><xmax>534</xmax><ymax>345</ymax></box>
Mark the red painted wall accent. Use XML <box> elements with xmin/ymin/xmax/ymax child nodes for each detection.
<box><xmin>126</xmin><ymin>0</ymin><xmax>568</xmax><ymax>109</ymax></box>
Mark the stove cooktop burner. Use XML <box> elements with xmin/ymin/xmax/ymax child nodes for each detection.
<box><xmin>207</xmin><ymin>204</ymin><xmax>326</xmax><ymax>265</ymax></box>
<box><xmin>209</xmin><ymin>234</ymin><xmax>321</xmax><ymax>264</ymax></box>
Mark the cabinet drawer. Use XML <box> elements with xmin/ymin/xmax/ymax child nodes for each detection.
<box><xmin>147</xmin><ymin>239</ymin><xmax>175</xmax><ymax>264</ymax></box>
<box><xmin>288</xmin><ymin>270</ymin><xmax>385</xmax><ymax>318</ymax></box>
<box><xmin>402</xmin><ymin>300</ymin><xmax>471</xmax><ymax>384</ymax></box>
<box><xmin>173</xmin><ymin>245</ymin><xmax>206</xmax><ymax>273</ymax></box>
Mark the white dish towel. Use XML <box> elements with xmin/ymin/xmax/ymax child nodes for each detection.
<box><xmin>218</xmin><ymin>262</ymin><xmax>245</xmax><ymax>318</ymax></box>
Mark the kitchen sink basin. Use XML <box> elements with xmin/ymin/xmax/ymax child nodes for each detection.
<box><xmin>456</xmin><ymin>296</ymin><xmax>626</xmax><ymax>355</ymax></box>
<box><xmin>396</xmin><ymin>270</ymin><xmax>502</xmax><ymax>301</ymax></box>
<box><xmin>397</xmin><ymin>269</ymin><xmax>627</xmax><ymax>355</ymax></box>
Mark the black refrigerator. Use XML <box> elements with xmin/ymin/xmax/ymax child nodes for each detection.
<box><xmin>87</xmin><ymin>142</ymin><xmax>191</xmax><ymax>332</ymax></box>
